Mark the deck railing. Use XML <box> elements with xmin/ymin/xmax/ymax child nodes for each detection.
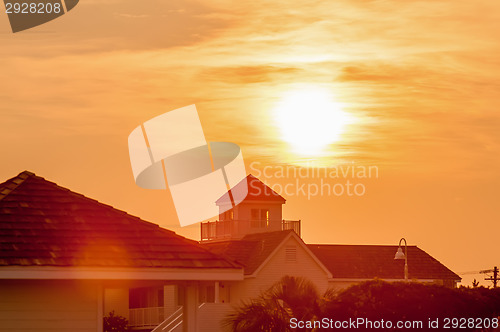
<box><xmin>129</xmin><ymin>307</ymin><xmax>165</xmax><ymax>328</ymax></box>
<box><xmin>200</xmin><ymin>219</ymin><xmax>300</xmax><ymax>241</ymax></box>
<box><xmin>150</xmin><ymin>307</ymin><xmax>183</xmax><ymax>332</ymax></box>
<box><xmin>282</xmin><ymin>219</ymin><xmax>301</xmax><ymax>236</ymax></box>
<box><xmin>150</xmin><ymin>303</ymin><xmax>233</xmax><ymax>332</ymax></box>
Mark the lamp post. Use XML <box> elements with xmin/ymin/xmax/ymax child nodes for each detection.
<box><xmin>394</xmin><ymin>238</ymin><xmax>408</xmax><ymax>281</ymax></box>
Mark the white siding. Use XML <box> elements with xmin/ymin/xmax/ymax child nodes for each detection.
<box><xmin>235</xmin><ymin>202</ymin><xmax>283</xmax><ymax>225</ymax></box>
<box><xmin>104</xmin><ymin>288</ymin><xmax>129</xmax><ymax>319</ymax></box>
<box><xmin>0</xmin><ymin>279</ymin><xmax>99</xmax><ymax>332</ymax></box>
<box><xmin>164</xmin><ymin>285</ymin><xmax>178</xmax><ymax>317</ymax></box>
<box><xmin>197</xmin><ymin>303</ymin><xmax>232</xmax><ymax>332</ymax></box>
<box><xmin>230</xmin><ymin>236</ymin><xmax>330</xmax><ymax>305</ymax></box>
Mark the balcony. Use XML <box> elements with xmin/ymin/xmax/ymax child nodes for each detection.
<box><xmin>129</xmin><ymin>306</ymin><xmax>165</xmax><ymax>329</ymax></box>
<box><xmin>200</xmin><ymin>219</ymin><xmax>301</xmax><ymax>242</ymax></box>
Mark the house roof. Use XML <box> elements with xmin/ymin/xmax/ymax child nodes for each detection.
<box><xmin>202</xmin><ymin>229</ymin><xmax>460</xmax><ymax>281</ymax></box>
<box><xmin>308</xmin><ymin>244</ymin><xmax>461</xmax><ymax>281</ymax></box>
<box><xmin>216</xmin><ymin>174</ymin><xmax>286</xmax><ymax>205</ymax></box>
<box><xmin>0</xmin><ymin>171</ymin><xmax>240</xmax><ymax>270</ymax></box>
<box><xmin>202</xmin><ymin>230</ymin><xmax>293</xmax><ymax>275</ymax></box>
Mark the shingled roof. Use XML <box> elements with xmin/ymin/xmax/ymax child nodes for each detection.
<box><xmin>202</xmin><ymin>229</ymin><xmax>460</xmax><ymax>281</ymax></box>
<box><xmin>308</xmin><ymin>244</ymin><xmax>461</xmax><ymax>281</ymax></box>
<box><xmin>202</xmin><ymin>230</ymin><xmax>294</xmax><ymax>275</ymax></box>
<box><xmin>216</xmin><ymin>174</ymin><xmax>285</xmax><ymax>205</ymax></box>
<box><xmin>0</xmin><ymin>171</ymin><xmax>240</xmax><ymax>269</ymax></box>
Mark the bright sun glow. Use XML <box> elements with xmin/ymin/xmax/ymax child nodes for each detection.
<box><xmin>274</xmin><ymin>87</ymin><xmax>353</xmax><ymax>155</ymax></box>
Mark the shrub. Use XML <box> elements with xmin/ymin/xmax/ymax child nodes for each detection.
<box><xmin>103</xmin><ymin>311</ymin><xmax>129</xmax><ymax>332</ymax></box>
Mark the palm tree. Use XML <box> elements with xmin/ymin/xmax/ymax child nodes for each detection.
<box><xmin>225</xmin><ymin>276</ymin><xmax>326</xmax><ymax>332</ymax></box>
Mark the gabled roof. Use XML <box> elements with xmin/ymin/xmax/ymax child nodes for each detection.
<box><xmin>202</xmin><ymin>230</ymin><xmax>332</xmax><ymax>278</ymax></box>
<box><xmin>202</xmin><ymin>230</ymin><xmax>293</xmax><ymax>275</ymax></box>
<box><xmin>308</xmin><ymin>244</ymin><xmax>461</xmax><ymax>281</ymax></box>
<box><xmin>216</xmin><ymin>174</ymin><xmax>285</xmax><ymax>205</ymax></box>
<box><xmin>0</xmin><ymin>171</ymin><xmax>240</xmax><ymax>270</ymax></box>
<box><xmin>201</xmin><ymin>228</ymin><xmax>460</xmax><ymax>281</ymax></box>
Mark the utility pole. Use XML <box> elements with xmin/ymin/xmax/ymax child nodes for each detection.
<box><xmin>482</xmin><ymin>266</ymin><xmax>499</xmax><ymax>288</ymax></box>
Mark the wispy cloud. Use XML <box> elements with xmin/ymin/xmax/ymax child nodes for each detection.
<box><xmin>113</xmin><ymin>13</ymin><xmax>149</xmax><ymax>19</ymax></box>
<box><xmin>1</xmin><ymin>0</ymin><xmax>499</xmax><ymax>275</ymax></box>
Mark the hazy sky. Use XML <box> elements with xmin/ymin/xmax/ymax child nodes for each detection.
<box><xmin>1</xmin><ymin>0</ymin><xmax>499</xmax><ymax>286</ymax></box>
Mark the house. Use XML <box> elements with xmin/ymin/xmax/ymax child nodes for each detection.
<box><xmin>0</xmin><ymin>171</ymin><xmax>461</xmax><ymax>332</ymax></box>
<box><xmin>0</xmin><ymin>171</ymin><xmax>243</xmax><ymax>332</ymax></box>
<box><xmin>200</xmin><ymin>174</ymin><xmax>460</xmax><ymax>293</ymax></box>
<box><xmin>308</xmin><ymin>244</ymin><xmax>461</xmax><ymax>289</ymax></box>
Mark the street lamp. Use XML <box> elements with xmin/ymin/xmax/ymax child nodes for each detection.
<box><xmin>394</xmin><ymin>238</ymin><xmax>408</xmax><ymax>281</ymax></box>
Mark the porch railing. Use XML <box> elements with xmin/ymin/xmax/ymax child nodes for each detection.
<box><xmin>150</xmin><ymin>303</ymin><xmax>233</xmax><ymax>332</ymax></box>
<box><xmin>129</xmin><ymin>306</ymin><xmax>165</xmax><ymax>328</ymax></box>
<box><xmin>200</xmin><ymin>219</ymin><xmax>301</xmax><ymax>242</ymax></box>
<box><xmin>282</xmin><ymin>219</ymin><xmax>301</xmax><ymax>236</ymax></box>
<box><xmin>150</xmin><ymin>307</ymin><xmax>183</xmax><ymax>332</ymax></box>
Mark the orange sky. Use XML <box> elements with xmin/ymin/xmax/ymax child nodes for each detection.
<box><xmin>1</xmin><ymin>0</ymin><xmax>499</xmax><ymax>286</ymax></box>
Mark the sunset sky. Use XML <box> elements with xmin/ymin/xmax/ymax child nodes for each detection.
<box><xmin>1</xmin><ymin>0</ymin><xmax>499</xmax><ymax>286</ymax></box>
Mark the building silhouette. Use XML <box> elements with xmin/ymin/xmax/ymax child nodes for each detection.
<box><xmin>0</xmin><ymin>171</ymin><xmax>460</xmax><ymax>332</ymax></box>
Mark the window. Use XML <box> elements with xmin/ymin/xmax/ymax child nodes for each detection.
<box><xmin>130</xmin><ymin>287</ymin><xmax>164</xmax><ymax>308</ymax></box>
<box><xmin>261</xmin><ymin>209</ymin><xmax>269</xmax><ymax>227</ymax></box>
<box><xmin>251</xmin><ymin>208</ymin><xmax>270</xmax><ymax>228</ymax></box>
<box><xmin>129</xmin><ymin>287</ymin><xmax>148</xmax><ymax>308</ymax></box>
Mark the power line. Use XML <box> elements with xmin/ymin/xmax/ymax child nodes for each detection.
<box><xmin>458</xmin><ymin>267</ymin><xmax>498</xmax><ymax>288</ymax></box>
<box><xmin>483</xmin><ymin>266</ymin><xmax>499</xmax><ymax>288</ymax></box>
<box><xmin>458</xmin><ymin>270</ymin><xmax>483</xmax><ymax>275</ymax></box>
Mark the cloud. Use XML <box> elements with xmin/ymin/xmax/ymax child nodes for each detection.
<box><xmin>1</xmin><ymin>0</ymin><xmax>500</xmax><ymax>174</ymax></box>
<box><xmin>113</xmin><ymin>13</ymin><xmax>149</xmax><ymax>19</ymax></box>
<box><xmin>200</xmin><ymin>65</ymin><xmax>303</xmax><ymax>84</ymax></box>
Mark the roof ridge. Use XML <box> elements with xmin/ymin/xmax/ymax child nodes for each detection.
<box><xmin>246</xmin><ymin>174</ymin><xmax>285</xmax><ymax>200</ymax></box>
<box><xmin>216</xmin><ymin>174</ymin><xmax>286</xmax><ymax>204</ymax></box>
<box><xmin>49</xmin><ymin>206</ymin><xmax>243</xmax><ymax>268</ymax></box>
<box><xmin>0</xmin><ymin>170</ymin><xmax>174</xmax><ymax>233</ymax></box>
<box><xmin>0</xmin><ymin>171</ymin><xmax>243</xmax><ymax>270</ymax></box>
<box><xmin>0</xmin><ymin>170</ymin><xmax>37</xmax><ymax>202</ymax></box>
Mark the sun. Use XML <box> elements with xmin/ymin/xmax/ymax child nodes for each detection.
<box><xmin>273</xmin><ymin>87</ymin><xmax>352</xmax><ymax>155</ymax></box>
